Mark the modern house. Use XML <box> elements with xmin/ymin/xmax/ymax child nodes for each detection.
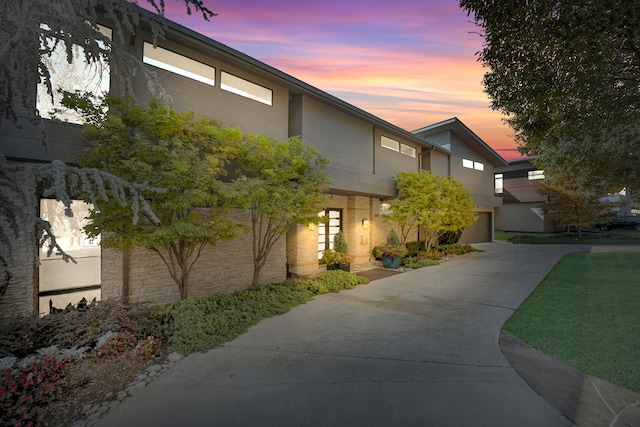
<box><xmin>493</xmin><ymin>158</ymin><xmax>554</xmax><ymax>233</ymax></box>
<box><xmin>1</xmin><ymin>9</ymin><xmax>506</xmax><ymax>318</ymax></box>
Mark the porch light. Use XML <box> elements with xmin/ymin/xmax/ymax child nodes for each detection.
<box><xmin>362</xmin><ymin>219</ymin><xmax>369</xmax><ymax>229</ymax></box>
<box><xmin>308</xmin><ymin>223</ymin><xmax>316</xmax><ymax>231</ymax></box>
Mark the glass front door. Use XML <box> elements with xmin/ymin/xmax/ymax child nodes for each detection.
<box><xmin>317</xmin><ymin>208</ymin><xmax>342</xmax><ymax>260</ymax></box>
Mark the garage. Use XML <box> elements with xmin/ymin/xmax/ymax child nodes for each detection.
<box><xmin>459</xmin><ymin>212</ymin><xmax>492</xmax><ymax>244</ymax></box>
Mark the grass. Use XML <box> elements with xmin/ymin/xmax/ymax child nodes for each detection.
<box><xmin>501</xmin><ymin>230</ymin><xmax>640</xmax><ymax>245</ymax></box>
<box><xmin>504</xmin><ymin>252</ymin><xmax>640</xmax><ymax>393</ymax></box>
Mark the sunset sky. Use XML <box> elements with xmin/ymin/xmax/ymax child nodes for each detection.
<box><xmin>154</xmin><ymin>0</ymin><xmax>521</xmax><ymax>160</ymax></box>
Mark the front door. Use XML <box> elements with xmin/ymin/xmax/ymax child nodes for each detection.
<box><xmin>317</xmin><ymin>208</ymin><xmax>342</xmax><ymax>260</ymax></box>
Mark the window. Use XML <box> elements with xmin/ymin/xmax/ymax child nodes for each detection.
<box><xmin>528</xmin><ymin>170</ymin><xmax>545</xmax><ymax>180</ymax></box>
<box><xmin>317</xmin><ymin>209</ymin><xmax>342</xmax><ymax>260</ymax></box>
<box><xmin>39</xmin><ymin>200</ymin><xmax>101</xmax><ymax>316</ymax></box>
<box><xmin>380</xmin><ymin>202</ymin><xmax>393</xmax><ymax>215</ymax></box>
<box><xmin>400</xmin><ymin>144</ymin><xmax>416</xmax><ymax>157</ymax></box>
<box><xmin>494</xmin><ymin>173</ymin><xmax>504</xmax><ymax>194</ymax></box>
<box><xmin>221</xmin><ymin>71</ymin><xmax>272</xmax><ymax>105</ymax></box>
<box><xmin>381</xmin><ymin>136</ymin><xmax>400</xmax><ymax>152</ymax></box>
<box><xmin>37</xmin><ymin>24</ymin><xmax>112</xmax><ymax>124</ymax></box>
<box><xmin>143</xmin><ymin>42</ymin><xmax>215</xmax><ymax>86</ymax></box>
<box><xmin>463</xmin><ymin>158</ymin><xmax>484</xmax><ymax>171</ymax></box>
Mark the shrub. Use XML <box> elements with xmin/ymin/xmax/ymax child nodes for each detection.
<box><xmin>421</xmin><ymin>248</ymin><xmax>443</xmax><ymax>260</ymax></box>
<box><xmin>333</xmin><ymin>231</ymin><xmax>349</xmax><ymax>254</ymax></box>
<box><xmin>0</xmin><ymin>357</ymin><xmax>69</xmax><ymax>426</ymax></box>
<box><xmin>386</xmin><ymin>229</ymin><xmax>401</xmax><ymax>246</ymax></box>
<box><xmin>438</xmin><ymin>229</ymin><xmax>463</xmax><ymax>245</ymax></box>
<box><xmin>156</xmin><ymin>275</ymin><xmax>368</xmax><ymax>355</ymax></box>
<box><xmin>91</xmin><ymin>330</ymin><xmax>138</xmax><ymax>362</ymax></box>
<box><xmin>405</xmin><ymin>240</ymin><xmax>425</xmax><ymax>257</ymax></box>
<box><xmin>438</xmin><ymin>244</ymin><xmax>478</xmax><ymax>255</ymax></box>
<box><xmin>404</xmin><ymin>259</ymin><xmax>439</xmax><ymax>269</ymax></box>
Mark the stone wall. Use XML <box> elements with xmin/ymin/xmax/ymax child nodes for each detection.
<box><xmin>0</xmin><ymin>162</ymin><xmax>37</xmax><ymax>319</ymax></box>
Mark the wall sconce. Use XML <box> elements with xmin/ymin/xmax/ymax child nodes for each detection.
<box><xmin>308</xmin><ymin>223</ymin><xmax>316</xmax><ymax>231</ymax></box>
<box><xmin>362</xmin><ymin>218</ymin><xmax>369</xmax><ymax>230</ymax></box>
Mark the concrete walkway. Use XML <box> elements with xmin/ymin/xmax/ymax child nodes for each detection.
<box><xmin>98</xmin><ymin>243</ymin><xmax>587</xmax><ymax>427</ymax></box>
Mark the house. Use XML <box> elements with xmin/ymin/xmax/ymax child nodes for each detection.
<box><xmin>0</xmin><ymin>8</ymin><xmax>505</xmax><ymax>318</ymax></box>
<box><xmin>493</xmin><ymin>158</ymin><xmax>553</xmax><ymax>233</ymax></box>
<box><xmin>412</xmin><ymin>118</ymin><xmax>507</xmax><ymax>243</ymax></box>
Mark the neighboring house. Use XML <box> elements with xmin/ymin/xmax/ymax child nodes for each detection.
<box><xmin>413</xmin><ymin>118</ymin><xmax>507</xmax><ymax>243</ymax></box>
<box><xmin>0</xmin><ymin>9</ymin><xmax>503</xmax><ymax>318</ymax></box>
<box><xmin>493</xmin><ymin>158</ymin><xmax>554</xmax><ymax>232</ymax></box>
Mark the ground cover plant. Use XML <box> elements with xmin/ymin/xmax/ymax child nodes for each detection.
<box><xmin>0</xmin><ymin>271</ymin><xmax>368</xmax><ymax>425</ymax></box>
<box><xmin>504</xmin><ymin>252</ymin><xmax>640</xmax><ymax>393</ymax></box>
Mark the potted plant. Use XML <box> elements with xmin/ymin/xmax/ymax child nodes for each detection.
<box><xmin>375</xmin><ymin>229</ymin><xmax>407</xmax><ymax>269</ymax></box>
<box><xmin>319</xmin><ymin>231</ymin><xmax>352</xmax><ymax>272</ymax></box>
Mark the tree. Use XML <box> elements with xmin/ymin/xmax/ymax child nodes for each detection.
<box><xmin>71</xmin><ymin>96</ymin><xmax>245</xmax><ymax>299</ymax></box>
<box><xmin>459</xmin><ymin>0</ymin><xmax>640</xmax><ymax>193</ymax></box>
<box><xmin>232</xmin><ymin>134</ymin><xmax>329</xmax><ymax>286</ymax></box>
<box><xmin>0</xmin><ymin>156</ymin><xmax>161</xmax><ymax>300</ymax></box>
<box><xmin>539</xmin><ymin>173</ymin><xmax>617</xmax><ymax>239</ymax></box>
<box><xmin>389</xmin><ymin>171</ymin><xmax>476</xmax><ymax>251</ymax></box>
<box><xmin>0</xmin><ymin>0</ymin><xmax>216</xmax><ymax>304</ymax></box>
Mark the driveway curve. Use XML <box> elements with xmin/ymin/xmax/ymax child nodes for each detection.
<box><xmin>98</xmin><ymin>242</ymin><xmax>586</xmax><ymax>427</ymax></box>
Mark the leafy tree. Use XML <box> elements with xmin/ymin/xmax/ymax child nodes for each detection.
<box><xmin>71</xmin><ymin>96</ymin><xmax>246</xmax><ymax>299</ymax></box>
<box><xmin>389</xmin><ymin>171</ymin><xmax>476</xmax><ymax>251</ymax></box>
<box><xmin>232</xmin><ymin>134</ymin><xmax>330</xmax><ymax>286</ymax></box>
<box><xmin>0</xmin><ymin>1</ymin><xmax>215</xmax><ymax>303</ymax></box>
<box><xmin>460</xmin><ymin>0</ymin><xmax>640</xmax><ymax>193</ymax></box>
<box><xmin>539</xmin><ymin>173</ymin><xmax>618</xmax><ymax>239</ymax></box>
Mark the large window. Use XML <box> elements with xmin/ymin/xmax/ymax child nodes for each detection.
<box><xmin>36</xmin><ymin>25</ymin><xmax>112</xmax><ymax>124</ymax></box>
<box><xmin>143</xmin><ymin>42</ymin><xmax>216</xmax><ymax>86</ymax></box>
<box><xmin>221</xmin><ymin>71</ymin><xmax>272</xmax><ymax>105</ymax></box>
<box><xmin>39</xmin><ymin>200</ymin><xmax>101</xmax><ymax>316</ymax></box>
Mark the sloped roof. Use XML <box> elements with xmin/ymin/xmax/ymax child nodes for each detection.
<box><xmin>412</xmin><ymin>117</ymin><xmax>508</xmax><ymax>166</ymax></box>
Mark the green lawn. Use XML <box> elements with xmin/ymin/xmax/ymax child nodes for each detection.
<box><xmin>504</xmin><ymin>252</ymin><xmax>640</xmax><ymax>393</ymax></box>
<box><xmin>501</xmin><ymin>230</ymin><xmax>640</xmax><ymax>245</ymax></box>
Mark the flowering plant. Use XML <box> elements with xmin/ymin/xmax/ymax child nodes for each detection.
<box><xmin>373</xmin><ymin>243</ymin><xmax>408</xmax><ymax>259</ymax></box>
<box><xmin>92</xmin><ymin>330</ymin><xmax>138</xmax><ymax>362</ymax></box>
<box><xmin>319</xmin><ymin>249</ymin><xmax>353</xmax><ymax>265</ymax></box>
<box><xmin>0</xmin><ymin>357</ymin><xmax>69</xmax><ymax>426</ymax></box>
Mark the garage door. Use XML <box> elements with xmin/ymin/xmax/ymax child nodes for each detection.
<box><xmin>459</xmin><ymin>212</ymin><xmax>491</xmax><ymax>244</ymax></box>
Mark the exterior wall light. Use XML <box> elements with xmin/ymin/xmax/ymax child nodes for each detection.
<box><xmin>308</xmin><ymin>223</ymin><xmax>316</xmax><ymax>231</ymax></box>
<box><xmin>362</xmin><ymin>219</ymin><xmax>369</xmax><ymax>229</ymax></box>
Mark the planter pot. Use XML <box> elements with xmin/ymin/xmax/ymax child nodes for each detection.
<box><xmin>382</xmin><ymin>255</ymin><xmax>401</xmax><ymax>269</ymax></box>
<box><xmin>326</xmin><ymin>264</ymin><xmax>340</xmax><ymax>271</ymax></box>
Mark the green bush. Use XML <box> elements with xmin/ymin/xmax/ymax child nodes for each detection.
<box><xmin>333</xmin><ymin>231</ymin><xmax>349</xmax><ymax>254</ymax></box>
<box><xmin>438</xmin><ymin>229</ymin><xmax>463</xmax><ymax>245</ymax></box>
<box><xmin>386</xmin><ymin>229</ymin><xmax>401</xmax><ymax>245</ymax></box>
<box><xmin>438</xmin><ymin>243</ymin><xmax>478</xmax><ymax>255</ymax></box>
<box><xmin>421</xmin><ymin>248</ymin><xmax>443</xmax><ymax>260</ymax></box>
<box><xmin>405</xmin><ymin>240</ymin><xmax>425</xmax><ymax>257</ymax></box>
<box><xmin>156</xmin><ymin>273</ymin><xmax>369</xmax><ymax>355</ymax></box>
<box><xmin>404</xmin><ymin>258</ymin><xmax>439</xmax><ymax>269</ymax></box>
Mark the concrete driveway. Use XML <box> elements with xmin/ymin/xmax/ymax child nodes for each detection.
<box><xmin>98</xmin><ymin>242</ymin><xmax>586</xmax><ymax>427</ymax></box>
